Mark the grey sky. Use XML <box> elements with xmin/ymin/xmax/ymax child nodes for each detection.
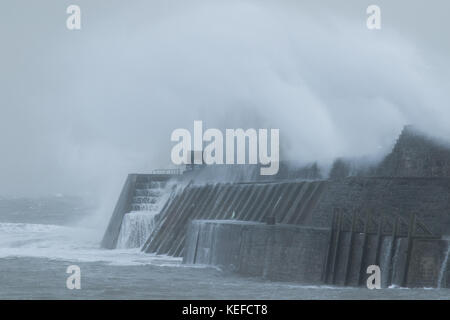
<box><xmin>0</xmin><ymin>0</ymin><xmax>449</xmax><ymax>197</ymax></box>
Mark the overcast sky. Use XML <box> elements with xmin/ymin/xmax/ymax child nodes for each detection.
<box><xmin>1</xmin><ymin>0</ymin><xmax>449</xmax><ymax>198</ymax></box>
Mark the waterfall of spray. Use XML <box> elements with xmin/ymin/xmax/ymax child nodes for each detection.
<box><xmin>116</xmin><ymin>211</ymin><xmax>158</xmax><ymax>249</ymax></box>
<box><xmin>438</xmin><ymin>243</ymin><xmax>450</xmax><ymax>288</ymax></box>
<box><xmin>116</xmin><ymin>181</ymin><xmax>174</xmax><ymax>249</ymax></box>
<box><xmin>381</xmin><ymin>237</ymin><xmax>395</xmax><ymax>287</ymax></box>
<box><xmin>389</xmin><ymin>240</ymin><xmax>402</xmax><ymax>288</ymax></box>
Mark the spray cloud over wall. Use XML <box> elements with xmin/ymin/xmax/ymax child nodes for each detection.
<box><xmin>0</xmin><ymin>0</ymin><xmax>449</xmax><ymax>198</ymax></box>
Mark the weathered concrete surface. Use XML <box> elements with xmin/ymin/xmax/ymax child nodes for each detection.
<box><xmin>325</xmin><ymin>233</ymin><xmax>450</xmax><ymax>288</ymax></box>
<box><xmin>407</xmin><ymin>239</ymin><xmax>450</xmax><ymax>288</ymax></box>
<box><xmin>143</xmin><ymin>181</ymin><xmax>327</xmax><ymax>256</ymax></box>
<box><xmin>183</xmin><ymin>220</ymin><xmax>331</xmax><ymax>284</ymax></box>
<box><xmin>183</xmin><ymin>220</ymin><xmax>450</xmax><ymax>288</ymax></box>
<box><xmin>143</xmin><ymin>177</ymin><xmax>450</xmax><ymax>256</ymax></box>
<box><xmin>306</xmin><ymin>177</ymin><xmax>450</xmax><ymax>236</ymax></box>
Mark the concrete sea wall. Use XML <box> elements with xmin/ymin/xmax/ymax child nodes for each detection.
<box><xmin>101</xmin><ymin>127</ymin><xmax>450</xmax><ymax>288</ymax></box>
<box><xmin>141</xmin><ymin>177</ymin><xmax>450</xmax><ymax>256</ymax></box>
<box><xmin>306</xmin><ymin>177</ymin><xmax>450</xmax><ymax>236</ymax></box>
<box><xmin>101</xmin><ymin>174</ymin><xmax>450</xmax><ymax>288</ymax></box>
<box><xmin>183</xmin><ymin>220</ymin><xmax>330</xmax><ymax>284</ymax></box>
<box><xmin>142</xmin><ymin>180</ymin><xmax>327</xmax><ymax>256</ymax></box>
<box><xmin>183</xmin><ymin>220</ymin><xmax>450</xmax><ymax>288</ymax></box>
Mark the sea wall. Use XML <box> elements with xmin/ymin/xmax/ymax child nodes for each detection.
<box><xmin>183</xmin><ymin>220</ymin><xmax>450</xmax><ymax>288</ymax></box>
<box><xmin>142</xmin><ymin>181</ymin><xmax>327</xmax><ymax>256</ymax></box>
<box><xmin>142</xmin><ymin>177</ymin><xmax>450</xmax><ymax>256</ymax></box>
<box><xmin>101</xmin><ymin>126</ymin><xmax>450</xmax><ymax>288</ymax></box>
<box><xmin>306</xmin><ymin>177</ymin><xmax>450</xmax><ymax>236</ymax></box>
<box><xmin>183</xmin><ymin>220</ymin><xmax>330</xmax><ymax>283</ymax></box>
<box><xmin>407</xmin><ymin>238</ymin><xmax>450</xmax><ymax>288</ymax></box>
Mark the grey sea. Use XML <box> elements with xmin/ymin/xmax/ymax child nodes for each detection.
<box><xmin>1</xmin><ymin>196</ymin><xmax>449</xmax><ymax>300</ymax></box>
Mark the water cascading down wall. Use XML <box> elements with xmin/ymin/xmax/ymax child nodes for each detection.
<box><xmin>101</xmin><ymin>173</ymin><xmax>177</xmax><ymax>249</ymax></box>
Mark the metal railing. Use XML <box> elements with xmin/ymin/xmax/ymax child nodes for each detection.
<box><xmin>150</xmin><ymin>168</ymin><xmax>184</xmax><ymax>175</ymax></box>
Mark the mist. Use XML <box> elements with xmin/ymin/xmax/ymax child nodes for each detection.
<box><xmin>1</xmin><ymin>0</ymin><xmax>449</xmax><ymax>200</ymax></box>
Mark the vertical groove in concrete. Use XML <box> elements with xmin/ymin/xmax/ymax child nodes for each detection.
<box><xmin>295</xmin><ymin>181</ymin><xmax>327</xmax><ymax>225</ymax></box>
<box><xmin>235</xmin><ymin>185</ymin><xmax>263</xmax><ymax>220</ymax></box>
<box><xmin>146</xmin><ymin>186</ymin><xmax>199</xmax><ymax>253</ymax></box>
<box><xmin>241</xmin><ymin>185</ymin><xmax>269</xmax><ymax>221</ymax></box>
<box><xmin>281</xmin><ymin>182</ymin><xmax>306</xmax><ymax>224</ymax></box>
<box><xmin>172</xmin><ymin>184</ymin><xmax>224</xmax><ymax>257</ymax></box>
<box><xmin>260</xmin><ymin>183</ymin><xmax>289</xmax><ymax>222</ymax></box>
<box><xmin>285</xmin><ymin>182</ymin><xmax>316</xmax><ymax>225</ymax></box>
<box><xmin>159</xmin><ymin>186</ymin><xmax>205</xmax><ymax>255</ymax></box>
<box><xmin>169</xmin><ymin>184</ymin><xmax>217</xmax><ymax>256</ymax></box>
<box><xmin>246</xmin><ymin>184</ymin><xmax>276</xmax><ymax>221</ymax></box>
<box><xmin>142</xmin><ymin>185</ymin><xmax>190</xmax><ymax>253</ymax></box>
<box><xmin>293</xmin><ymin>181</ymin><xmax>327</xmax><ymax>225</ymax></box>
<box><xmin>275</xmin><ymin>183</ymin><xmax>303</xmax><ymax>223</ymax></box>
<box><xmin>217</xmin><ymin>185</ymin><xmax>247</xmax><ymax>220</ymax></box>
<box><xmin>208</xmin><ymin>184</ymin><xmax>234</xmax><ymax>219</ymax></box>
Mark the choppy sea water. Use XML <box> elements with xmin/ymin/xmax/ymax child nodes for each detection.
<box><xmin>0</xmin><ymin>196</ymin><xmax>449</xmax><ymax>300</ymax></box>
